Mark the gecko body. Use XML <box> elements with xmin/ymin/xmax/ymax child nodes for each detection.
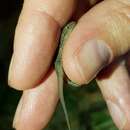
<box><xmin>55</xmin><ymin>22</ymin><xmax>76</xmax><ymax>130</ymax></box>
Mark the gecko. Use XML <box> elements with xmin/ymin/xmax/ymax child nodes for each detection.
<box><xmin>55</xmin><ymin>22</ymin><xmax>76</xmax><ymax>130</ymax></box>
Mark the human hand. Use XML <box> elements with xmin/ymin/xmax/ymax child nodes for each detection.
<box><xmin>8</xmin><ymin>0</ymin><xmax>130</xmax><ymax>130</ymax></box>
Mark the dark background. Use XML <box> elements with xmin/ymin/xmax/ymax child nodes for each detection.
<box><xmin>0</xmin><ymin>1</ymin><xmax>117</xmax><ymax>130</ymax></box>
<box><xmin>0</xmin><ymin>0</ymin><xmax>23</xmax><ymax>130</ymax></box>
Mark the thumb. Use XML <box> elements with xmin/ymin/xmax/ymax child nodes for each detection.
<box><xmin>63</xmin><ymin>0</ymin><xmax>130</xmax><ymax>85</ymax></box>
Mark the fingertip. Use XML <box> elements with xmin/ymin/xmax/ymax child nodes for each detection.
<box><xmin>13</xmin><ymin>70</ymin><xmax>58</xmax><ymax>130</ymax></box>
<box><xmin>63</xmin><ymin>52</ymin><xmax>87</xmax><ymax>85</ymax></box>
<box><xmin>97</xmin><ymin>60</ymin><xmax>130</xmax><ymax>130</ymax></box>
<box><xmin>8</xmin><ymin>12</ymin><xmax>60</xmax><ymax>90</ymax></box>
<box><xmin>63</xmin><ymin>23</ymin><xmax>112</xmax><ymax>85</ymax></box>
<box><xmin>9</xmin><ymin>0</ymin><xmax>76</xmax><ymax>90</ymax></box>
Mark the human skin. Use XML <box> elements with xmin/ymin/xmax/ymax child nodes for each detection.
<box><xmin>8</xmin><ymin>0</ymin><xmax>130</xmax><ymax>130</ymax></box>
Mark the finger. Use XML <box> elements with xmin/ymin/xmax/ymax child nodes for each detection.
<box><xmin>13</xmin><ymin>69</ymin><xmax>59</xmax><ymax>130</ymax></box>
<box><xmin>97</xmin><ymin>58</ymin><xmax>130</xmax><ymax>130</ymax></box>
<box><xmin>63</xmin><ymin>0</ymin><xmax>130</xmax><ymax>85</ymax></box>
<box><xmin>8</xmin><ymin>0</ymin><xmax>76</xmax><ymax>90</ymax></box>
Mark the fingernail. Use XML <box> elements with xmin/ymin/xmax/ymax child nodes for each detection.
<box><xmin>75</xmin><ymin>39</ymin><xmax>112</xmax><ymax>83</ymax></box>
<box><xmin>107</xmin><ymin>100</ymin><xmax>127</xmax><ymax>130</ymax></box>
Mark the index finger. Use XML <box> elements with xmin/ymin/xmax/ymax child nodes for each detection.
<box><xmin>8</xmin><ymin>0</ymin><xmax>76</xmax><ymax>90</ymax></box>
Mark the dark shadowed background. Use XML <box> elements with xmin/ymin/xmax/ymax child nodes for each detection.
<box><xmin>0</xmin><ymin>1</ymin><xmax>117</xmax><ymax>130</ymax></box>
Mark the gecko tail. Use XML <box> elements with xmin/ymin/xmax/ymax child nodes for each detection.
<box><xmin>60</xmin><ymin>96</ymin><xmax>71</xmax><ymax>130</ymax></box>
<box><xmin>58</xmin><ymin>73</ymin><xmax>71</xmax><ymax>130</ymax></box>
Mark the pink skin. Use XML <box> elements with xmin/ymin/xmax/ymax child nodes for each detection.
<box><xmin>97</xmin><ymin>57</ymin><xmax>130</xmax><ymax>130</ymax></box>
<box><xmin>9</xmin><ymin>12</ymin><xmax>60</xmax><ymax>90</ymax></box>
<box><xmin>13</xmin><ymin>69</ymin><xmax>59</xmax><ymax>130</ymax></box>
<box><xmin>8</xmin><ymin>0</ymin><xmax>130</xmax><ymax>130</ymax></box>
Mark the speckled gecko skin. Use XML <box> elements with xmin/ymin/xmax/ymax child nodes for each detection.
<box><xmin>55</xmin><ymin>22</ymin><xmax>76</xmax><ymax>130</ymax></box>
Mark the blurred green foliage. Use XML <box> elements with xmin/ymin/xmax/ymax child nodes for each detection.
<box><xmin>45</xmin><ymin>82</ymin><xmax>117</xmax><ymax>130</ymax></box>
<box><xmin>0</xmin><ymin>1</ymin><xmax>118</xmax><ymax>130</ymax></box>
